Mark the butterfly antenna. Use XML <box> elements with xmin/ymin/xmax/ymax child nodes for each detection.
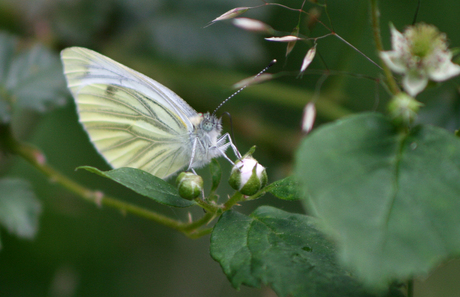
<box><xmin>212</xmin><ymin>59</ymin><xmax>277</xmax><ymax>116</ymax></box>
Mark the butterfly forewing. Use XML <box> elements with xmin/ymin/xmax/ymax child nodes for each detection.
<box><xmin>61</xmin><ymin>47</ymin><xmax>197</xmax><ymax>178</ymax></box>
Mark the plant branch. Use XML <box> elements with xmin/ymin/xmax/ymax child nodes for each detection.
<box><xmin>1</xmin><ymin>124</ymin><xmax>215</xmax><ymax>238</ymax></box>
<box><xmin>223</xmin><ymin>192</ymin><xmax>244</xmax><ymax>211</ymax></box>
<box><xmin>369</xmin><ymin>0</ymin><xmax>400</xmax><ymax>95</ymax></box>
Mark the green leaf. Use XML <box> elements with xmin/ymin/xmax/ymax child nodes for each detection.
<box><xmin>9</xmin><ymin>44</ymin><xmax>67</xmax><ymax>111</ymax></box>
<box><xmin>79</xmin><ymin>166</ymin><xmax>195</xmax><ymax>208</ymax></box>
<box><xmin>0</xmin><ymin>32</ymin><xmax>67</xmax><ymax>122</ymax></box>
<box><xmin>265</xmin><ymin>175</ymin><xmax>301</xmax><ymax>200</ymax></box>
<box><xmin>210</xmin><ymin>206</ymin><xmax>403</xmax><ymax>297</ymax></box>
<box><xmin>0</xmin><ymin>178</ymin><xmax>42</xmax><ymax>239</ymax></box>
<box><xmin>0</xmin><ymin>100</ymin><xmax>11</xmax><ymax>123</ymax></box>
<box><xmin>295</xmin><ymin>113</ymin><xmax>460</xmax><ymax>287</ymax></box>
<box><xmin>209</xmin><ymin>158</ymin><xmax>221</xmax><ymax>194</ymax></box>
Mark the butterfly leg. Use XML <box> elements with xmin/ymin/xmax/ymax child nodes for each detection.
<box><xmin>217</xmin><ymin>133</ymin><xmax>242</xmax><ymax>161</ymax></box>
<box><xmin>188</xmin><ymin>137</ymin><xmax>199</xmax><ymax>171</ymax></box>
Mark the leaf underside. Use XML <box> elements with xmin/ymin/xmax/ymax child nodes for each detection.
<box><xmin>295</xmin><ymin>113</ymin><xmax>460</xmax><ymax>286</ymax></box>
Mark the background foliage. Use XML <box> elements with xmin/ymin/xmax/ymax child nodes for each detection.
<box><xmin>1</xmin><ymin>0</ymin><xmax>460</xmax><ymax>296</ymax></box>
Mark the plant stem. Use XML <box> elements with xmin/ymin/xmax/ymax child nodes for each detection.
<box><xmin>1</xmin><ymin>124</ymin><xmax>215</xmax><ymax>238</ymax></box>
<box><xmin>369</xmin><ymin>0</ymin><xmax>400</xmax><ymax>95</ymax></box>
<box><xmin>407</xmin><ymin>279</ymin><xmax>414</xmax><ymax>297</ymax></box>
<box><xmin>223</xmin><ymin>192</ymin><xmax>244</xmax><ymax>211</ymax></box>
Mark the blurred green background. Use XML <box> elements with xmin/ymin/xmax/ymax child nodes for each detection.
<box><xmin>1</xmin><ymin>0</ymin><xmax>460</xmax><ymax>296</ymax></box>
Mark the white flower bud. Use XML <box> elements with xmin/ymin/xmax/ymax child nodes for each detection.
<box><xmin>176</xmin><ymin>172</ymin><xmax>203</xmax><ymax>200</ymax></box>
<box><xmin>229</xmin><ymin>157</ymin><xmax>268</xmax><ymax>196</ymax></box>
<box><xmin>388</xmin><ymin>92</ymin><xmax>423</xmax><ymax>125</ymax></box>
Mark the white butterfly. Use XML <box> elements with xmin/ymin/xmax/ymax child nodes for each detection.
<box><xmin>61</xmin><ymin>47</ymin><xmax>240</xmax><ymax>179</ymax></box>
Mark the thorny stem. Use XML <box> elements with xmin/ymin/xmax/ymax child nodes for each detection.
<box><xmin>370</xmin><ymin>0</ymin><xmax>400</xmax><ymax>95</ymax></box>
<box><xmin>0</xmin><ymin>124</ymin><xmax>225</xmax><ymax>239</ymax></box>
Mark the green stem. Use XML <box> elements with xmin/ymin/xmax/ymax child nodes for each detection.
<box><xmin>369</xmin><ymin>0</ymin><xmax>400</xmax><ymax>95</ymax></box>
<box><xmin>407</xmin><ymin>279</ymin><xmax>414</xmax><ymax>297</ymax></box>
<box><xmin>182</xmin><ymin>211</ymin><xmax>216</xmax><ymax>232</ymax></box>
<box><xmin>223</xmin><ymin>192</ymin><xmax>244</xmax><ymax>211</ymax></box>
<box><xmin>195</xmin><ymin>198</ymin><xmax>220</xmax><ymax>213</ymax></box>
<box><xmin>1</xmin><ymin>124</ymin><xmax>215</xmax><ymax>238</ymax></box>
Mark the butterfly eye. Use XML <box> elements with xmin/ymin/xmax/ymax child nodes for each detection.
<box><xmin>202</xmin><ymin>117</ymin><xmax>215</xmax><ymax>132</ymax></box>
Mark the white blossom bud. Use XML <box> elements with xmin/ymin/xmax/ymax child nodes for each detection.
<box><xmin>229</xmin><ymin>157</ymin><xmax>268</xmax><ymax>196</ymax></box>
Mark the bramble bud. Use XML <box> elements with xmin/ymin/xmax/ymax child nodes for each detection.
<box><xmin>229</xmin><ymin>157</ymin><xmax>268</xmax><ymax>196</ymax></box>
<box><xmin>176</xmin><ymin>172</ymin><xmax>203</xmax><ymax>200</ymax></box>
<box><xmin>388</xmin><ymin>92</ymin><xmax>423</xmax><ymax>125</ymax></box>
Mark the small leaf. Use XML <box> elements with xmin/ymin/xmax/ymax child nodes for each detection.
<box><xmin>0</xmin><ymin>32</ymin><xmax>67</xmax><ymax>122</ymax></box>
<box><xmin>295</xmin><ymin>112</ymin><xmax>460</xmax><ymax>287</ymax></box>
<box><xmin>0</xmin><ymin>100</ymin><xmax>11</xmax><ymax>123</ymax></box>
<box><xmin>210</xmin><ymin>206</ymin><xmax>403</xmax><ymax>297</ymax></box>
<box><xmin>265</xmin><ymin>176</ymin><xmax>301</xmax><ymax>200</ymax></box>
<box><xmin>209</xmin><ymin>158</ymin><xmax>222</xmax><ymax>194</ymax></box>
<box><xmin>78</xmin><ymin>166</ymin><xmax>195</xmax><ymax>208</ymax></box>
<box><xmin>0</xmin><ymin>178</ymin><xmax>42</xmax><ymax>239</ymax></box>
<box><xmin>9</xmin><ymin>44</ymin><xmax>67</xmax><ymax>111</ymax></box>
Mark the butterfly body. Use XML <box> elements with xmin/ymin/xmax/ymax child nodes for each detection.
<box><xmin>61</xmin><ymin>47</ymin><xmax>237</xmax><ymax>179</ymax></box>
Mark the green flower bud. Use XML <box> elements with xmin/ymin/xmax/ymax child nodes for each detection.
<box><xmin>388</xmin><ymin>92</ymin><xmax>423</xmax><ymax>125</ymax></box>
<box><xmin>229</xmin><ymin>157</ymin><xmax>268</xmax><ymax>196</ymax></box>
<box><xmin>176</xmin><ymin>172</ymin><xmax>203</xmax><ymax>200</ymax></box>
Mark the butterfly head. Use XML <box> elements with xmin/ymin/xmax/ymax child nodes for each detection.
<box><xmin>201</xmin><ymin>112</ymin><xmax>222</xmax><ymax>132</ymax></box>
<box><xmin>190</xmin><ymin>112</ymin><xmax>222</xmax><ymax>133</ymax></box>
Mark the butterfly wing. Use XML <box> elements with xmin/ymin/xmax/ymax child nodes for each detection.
<box><xmin>61</xmin><ymin>47</ymin><xmax>197</xmax><ymax>178</ymax></box>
